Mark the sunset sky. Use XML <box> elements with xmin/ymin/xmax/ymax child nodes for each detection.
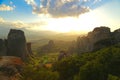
<box><xmin>0</xmin><ymin>0</ymin><xmax>120</xmax><ymax>33</ymax></box>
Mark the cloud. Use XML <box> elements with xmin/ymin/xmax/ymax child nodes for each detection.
<box><xmin>25</xmin><ymin>0</ymin><xmax>102</xmax><ymax>17</ymax></box>
<box><xmin>0</xmin><ymin>17</ymin><xmax>48</xmax><ymax>31</ymax></box>
<box><xmin>0</xmin><ymin>4</ymin><xmax>14</xmax><ymax>11</ymax></box>
<box><xmin>0</xmin><ymin>17</ymin><xmax>49</xmax><ymax>38</ymax></box>
<box><xmin>11</xmin><ymin>20</ymin><xmax>47</xmax><ymax>30</ymax></box>
<box><xmin>0</xmin><ymin>17</ymin><xmax>5</xmax><ymax>22</ymax></box>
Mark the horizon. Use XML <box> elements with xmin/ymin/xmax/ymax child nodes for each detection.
<box><xmin>0</xmin><ymin>0</ymin><xmax>120</xmax><ymax>34</ymax></box>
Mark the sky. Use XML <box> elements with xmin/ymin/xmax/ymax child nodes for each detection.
<box><xmin>0</xmin><ymin>0</ymin><xmax>120</xmax><ymax>34</ymax></box>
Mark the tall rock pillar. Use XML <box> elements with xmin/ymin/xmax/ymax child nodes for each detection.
<box><xmin>7</xmin><ymin>29</ymin><xmax>28</xmax><ymax>60</ymax></box>
<box><xmin>0</xmin><ymin>39</ymin><xmax>7</xmax><ymax>56</ymax></box>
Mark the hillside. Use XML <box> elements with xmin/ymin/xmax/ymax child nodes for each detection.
<box><xmin>31</xmin><ymin>34</ymin><xmax>79</xmax><ymax>52</ymax></box>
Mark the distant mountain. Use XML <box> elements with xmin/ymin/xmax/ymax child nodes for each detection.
<box><xmin>25</xmin><ymin>30</ymin><xmax>82</xmax><ymax>42</ymax></box>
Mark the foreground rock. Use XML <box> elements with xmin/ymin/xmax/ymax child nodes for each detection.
<box><xmin>0</xmin><ymin>56</ymin><xmax>23</xmax><ymax>80</ymax></box>
<box><xmin>0</xmin><ymin>29</ymin><xmax>32</xmax><ymax>79</ymax></box>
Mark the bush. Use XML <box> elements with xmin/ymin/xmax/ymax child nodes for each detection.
<box><xmin>21</xmin><ymin>56</ymin><xmax>59</xmax><ymax>80</ymax></box>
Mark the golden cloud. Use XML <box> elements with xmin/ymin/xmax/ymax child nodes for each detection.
<box><xmin>0</xmin><ymin>4</ymin><xmax>14</xmax><ymax>11</ymax></box>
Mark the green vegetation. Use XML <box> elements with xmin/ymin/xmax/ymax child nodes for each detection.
<box><xmin>21</xmin><ymin>55</ymin><xmax>59</xmax><ymax>80</ymax></box>
<box><xmin>21</xmin><ymin>43</ymin><xmax>120</xmax><ymax>80</ymax></box>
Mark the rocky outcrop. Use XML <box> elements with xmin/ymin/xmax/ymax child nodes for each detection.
<box><xmin>0</xmin><ymin>39</ymin><xmax>6</xmax><ymax>56</ymax></box>
<box><xmin>0</xmin><ymin>29</ymin><xmax>33</xmax><ymax>60</ymax></box>
<box><xmin>88</xmin><ymin>27</ymin><xmax>111</xmax><ymax>43</ymax></box>
<box><xmin>76</xmin><ymin>36</ymin><xmax>91</xmax><ymax>53</ymax></box>
<box><xmin>27</xmin><ymin>42</ymin><xmax>33</xmax><ymax>55</ymax></box>
<box><xmin>112</xmin><ymin>29</ymin><xmax>120</xmax><ymax>44</ymax></box>
<box><xmin>77</xmin><ymin>26</ymin><xmax>120</xmax><ymax>54</ymax></box>
<box><xmin>0</xmin><ymin>56</ymin><xmax>23</xmax><ymax>80</ymax></box>
<box><xmin>88</xmin><ymin>27</ymin><xmax>111</xmax><ymax>51</ymax></box>
<box><xmin>0</xmin><ymin>29</ymin><xmax>32</xmax><ymax>79</ymax></box>
<box><xmin>58</xmin><ymin>51</ymin><xmax>68</xmax><ymax>61</ymax></box>
<box><xmin>7</xmin><ymin>29</ymin><xmax>28</xmax><ymax>60</ymax></box>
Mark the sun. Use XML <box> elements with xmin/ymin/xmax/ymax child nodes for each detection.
<box><xmin>43</xmin><ymin>10</ymin><xmax>103</xmax><ymax>33</ymax></box>
<box><xmin>35</xmin><ymin>10</ymin><xmax>105</xmax><ymax>33</ymax></box>
<box><xmin>45</xmin><ymin>18</ymin><xmax>77</xmax><ymax>33</ymax></box>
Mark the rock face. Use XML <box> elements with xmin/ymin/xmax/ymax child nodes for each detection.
<box><xmin>27</xmin><ymin>42</ymin><xmax>33</xmax><ymax>55</ymax></box>
<box><xmin>7</xmin><ymin>29</ymin><xmax>28</xmax><ymax>60</ymax></box>
<box><xmin>58</xmin><ymin>51</ymin><xmax>68</xmax><ymax>61</ymax></box>
<box><xmin>88</xmin><ymin>27</ymin><xmax>111</xmax><ymax>51</ymax></box>
<box><xmin>0</xmin><ymin>29</ymin><xmax>32</xmax><ymax>79</ymax></box>
<box><xmin>0</xmin><ymin>39</ymin><xmax>6</xmax><ymax>56</ymax></box>
<box><xmin>76</xmin><ymin>26</ymin><xmax>120</xmax><ymax>54</ymax></box>
<box><xmin>0</xmin><ymin>29</ymin><xmax>32</xmax><ymax>60</ymax></box>
<box><xmin>112</xmin><ymin>29</ymin><xmax>120</xmax><ymax>44</ymax></box>
<box><xmin>88</xmin><ymin>27</ymin><xmax>111</xmax><ymax>43</ymax></box>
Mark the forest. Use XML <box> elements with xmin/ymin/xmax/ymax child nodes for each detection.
<box><xmin>21</xmin><ymin>43</ymin><xmax>120</xmax><ymax>80</ymax></box>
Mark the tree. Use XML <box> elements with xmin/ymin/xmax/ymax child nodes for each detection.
<box><xmin>53</xmin><ymin>56</ymin><xmax>83</xmax><ymax>80</ymax></box>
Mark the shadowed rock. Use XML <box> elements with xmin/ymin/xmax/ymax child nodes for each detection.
<box><xmin>0</xmin><ymin>39</ymin><xmax>6</xmax><ymax>56</ymax></box>
<box><xmin>7</xmin><ymin>29</ymin><xmax>28</xmax><ymax>60</ymax></box>
<box><xmin>88</xmin><ymin>27</ymin><xmax>111</xmax><ymax>43</ymax></box>
<box><xmin>58</xmin><ymin>51</ymin><xmax>68</xmax><ymax>61</ymax></box>
<box><xmin>27</xmin><ymin>42</ymin><xmax>33</xmax><ymax>55</ymax></box>
<box><xmin>77</xmin><ymin>26</ymin><xmax>112</xmax><ymax>54</ymax></box>
<box><xmin>112</xmin><ymin>29</ymin><xmax>120</xmax><ymax>43</ymax></box>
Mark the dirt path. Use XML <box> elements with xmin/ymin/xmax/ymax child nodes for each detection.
<box><xmin>0</xmin><ymin>72</ymin><xmax>11</xmax><ymax>80</ymax></box>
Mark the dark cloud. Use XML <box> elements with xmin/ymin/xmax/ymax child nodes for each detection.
<box><xmin>25</xmin><ymin>0</ymin><xmax>101</xmax><ymax>17</ymax></box>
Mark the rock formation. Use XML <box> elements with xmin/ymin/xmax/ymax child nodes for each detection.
<box><xmin>112</xmin><ymin>29</ymin><xmax>120</xmax><ymax>44</ymax></box>
<box><xmin>27</xmin><ymin>42</ymin><xmax>33</xmax><ymax>55</ymax></box>
<box><xmin>0</xmin><ymin>29</ymin><xmax>33</xmax><ymax>79</ymax></box>
<box><xmin>58</xmin><ymin>51</ymin><xmax>68</xmax><ymax>61</ymax></box>
<box><xmin>0</xmin><ymin>56</ymin><xmax>23</xmax><ymax>80</ymax></box>
<box><xmin>7</xmin><ymin>29</ymin><xmax>28</xmax><ymax>60</ymax></box>
<box><xmin>76</xmin><ymin>26</ymin><xmax>120</xmax><ymax>54</ymax></box>
<box><xmin>88</xmin><ymin>27</ymin><xmax>111</xmax><ymax>43</ymax></box>
<box><xmin>88</xmin><ymin>27</ymin><xmax>111</xmax><ymax>51</ymax></box>
<box><xmin>0</xmin><ymin>29</ymin><xmax>33</xmax><ymax>60</ymax></box>
<box><xmin>0</xmin><ymin>39</ymin><xmax>6</xmax><ymax>56</ymax></box>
